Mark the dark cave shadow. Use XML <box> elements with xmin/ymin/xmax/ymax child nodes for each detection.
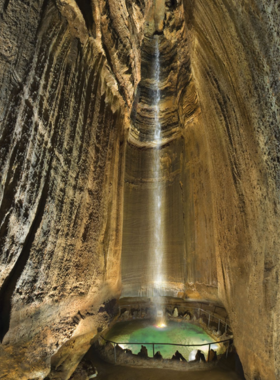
<box><xmin>0</xmin><ymin>171</ymin><xmax>50</xmax><ymax>342</ymax></box>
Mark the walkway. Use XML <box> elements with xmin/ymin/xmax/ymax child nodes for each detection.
<box><xmin>90</xmin><ymin>354</ymin><xmax>242</xmax><ymax>380</ymax></box>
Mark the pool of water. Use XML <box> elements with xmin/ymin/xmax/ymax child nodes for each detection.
<box><xmin>104</xmin><ymin>320</ymin><xmax>220</xmax><ymax>360</ymax></box>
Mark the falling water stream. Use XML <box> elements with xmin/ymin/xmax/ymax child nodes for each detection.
<box><xmin>152</xmin><ymin>36</ymin><xmax>165</xmax><ymax>323</ymax></box>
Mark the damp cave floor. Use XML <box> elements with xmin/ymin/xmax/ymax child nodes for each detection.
<box><xmin>90</xmin><ymin>355</ymin><xmax>242</xmax><ymax>380</ymax></box>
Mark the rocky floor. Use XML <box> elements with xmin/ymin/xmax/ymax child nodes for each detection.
<box><xmin>89</xmin><ymin>355</ymin><xmax>241</xmax><ymax>380</ymax></box>
<box><xmin>68</xmin><ymin>346</ymin><xmax>243</xmax><ymax>380</ymax></box>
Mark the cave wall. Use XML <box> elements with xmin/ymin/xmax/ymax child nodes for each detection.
<box><xmin>0</xmin><ymin>0</ymin><xmax>280</xmax><ymax>379</ymax></box>
<box><xmin>122</xmin><ymin>0</ymin><xmax>280</xmax><ymax>378</ymax></box>
<box><xmin>183</xmin><ymin>0</ymin><xmax>280</xmax><ymax>379</ymax></box>
<box><xmin>0</xmin><ymin>0</ymin><xmax>151</xmax><ymax>378</ymax></box>
<box><xmin>181</xmin><ymin>112</ymin><xmax>217</xmax><ymax>301</ymax></box>
<box><xmin>122</xmin><ymin>138</ymin><xmax>186</xmax><ymax>296</ymax></box>
<box><xmin>122</xmin><ymin>1</ymin><xmax>188</xmax><ymax>297</ymax></box>
<box><xmin>121</xmin><ymin>0</ymin><xmax>218</xmax><ymax>300</ymax></box>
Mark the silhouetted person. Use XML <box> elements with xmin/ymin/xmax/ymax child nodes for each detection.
<box><xmin>195</xmin><ymin>350</ymin><xmax>206</xmax><ymax>362</ymax></box>
<box><xmin>154</xmin><ymin>351</ymin><xmax>163</xmax><ymax>360</ymax></box>
<box><xmin>172</xmin><ymin>350</ymin><xmax>187</xmax><ymax>361</ymax></box>
<box><xmin>138</xmin><ymin>345</ymin><xmax>148</xmax><ymax>358</ymax></box>
<box><xmin>195</xmin><ymin>350</ymin><xmax>202</xmax><ymax>361</ymax></box>
<box><xmin>208</xmin><ymin>349</ymin><xmax>217</xmax><ymax>362</ymax></box>
<box><xmin>200</xmin><ymin>352</ymin><xmax>206</xmax><ymax>362</ymax></box>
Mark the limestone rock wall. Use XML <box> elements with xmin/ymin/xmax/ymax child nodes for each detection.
<box><xmin>183</xmin><ymin>0</ymin><xmax>280</xmax><ymax>379</ymax></box>
<box><xmin>122</xmin><ymin>1</ymin><xmax>190</xmax><ymax>296</ymax></box>
<box><xmin>122</xmin><ymin>138</ymin><xmax>186</xmax><ymax>296</ymax></box>
<box><xmin>181</xmin><ymin>112</ymin><xmax>217</xmax><ymax>301</ymax></box>
<box><xmin>122</xmin><ymin>0</ymin><xmax>218</xmax><ymax>301</ymax></box>
<box><xmin>0</xmin><ymin>0</ymin><xmax>150</xmax><ymax>378</ymax></box>
<box><xmin>0</xmin><ymin>0</ymin><xmax>280</xmax><ymax>379</ymax></box>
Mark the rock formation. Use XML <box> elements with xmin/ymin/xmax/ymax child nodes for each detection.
<box><xmin>0</xmin><ymin>0</ymin><xmax>150</xmax><ymax>378</ymax></box>
<box><xmin>183</xmin><ymin>2</ymin><xmax>280</xmax><ymax>379</ymax></box>
<box><xmin>0</xmin><ymin>0</ymin><xmax>279</xmax><ymax>379</ymax></box>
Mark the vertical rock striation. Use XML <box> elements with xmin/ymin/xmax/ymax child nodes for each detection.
<box><xmin>0</xmin><ymin>0</ymin><xmax>280</xmax><ymax>379</ymax></box>
<box><xmin>0</xmin><ymin>0</ymin><xmax>150</xmax><ymax>378</ymax></box>
<box><xmin>122</xmin><ymin>0</ymin><xmax>217</xmax><ymax>300</ymax></box>
<box><xmin>183</xmin><ymin>0</ymin><xmax>280</xmax><ymax>379</ymax></box>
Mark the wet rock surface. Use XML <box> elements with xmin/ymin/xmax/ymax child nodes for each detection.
<box><xmin>183</xmin><ymin>1</ymin><xmax>280</xmax><ymax>379</ymax></box>
<box><xmin>121</xmin><ymin>0</ymin><xmax>216</xmax><ymax>299</ymax></box>
<box><xmin>0</xmin><ymin>0</ymin><xmax>279</xmax><ymax>379</ymax></box>
<box><xmin>0</xmin><ymin>0</ymin><xmax>149</xmax><ymax>378</ymax></box>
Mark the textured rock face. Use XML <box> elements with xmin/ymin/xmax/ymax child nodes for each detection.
<box><xmin>0</xmin><ymin>0</ymin><xmax>280</xmax><ymax>379</ymax></box>
<box><xmin>122</xmin><ymin>0</ymin><xmax>217</xmax><ymax>299</ymax></box>
<box><xmin>122</xmin><ymin>138</ymin><xmax>187</xmax><ymax>296</ymax></box>
<box><xmin>0</xmin><ymin>0</ymin><xmax>150</xmax><ymax>378</ymax></box>
<box><xmin>183</xmin><ymin>1</ymin><xmax>280</xmax><ymax>379</ymax></box>
<box><xmin>122</xmin><ymin>0</ymin><xmax>190</xmax><ymax>296</ymax></box>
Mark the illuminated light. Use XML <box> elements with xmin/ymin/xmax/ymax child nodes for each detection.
<box><xmin>210</xmin><ymin>344</ymin><xmax>218</xmax><ymax>350</ymax></box>
<box><xmin>156</xmin><ymin>323</ymin><xmax>167</xmax><ymax>328</ymax></box>
<box><xmin>105</xmin><ymin>320</ymin><xmax>219</xmax><ymax>359</ymax></box>
<box><xmin>189</xmin><ymin>350</ymin><xmax>197</xmax><ymax>361</ymax></box>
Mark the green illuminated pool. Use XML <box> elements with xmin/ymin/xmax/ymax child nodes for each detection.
<box><xmin>105</xmin><ymin>320</ymin><xmax>220</xmax><ymax>360</ymax></box>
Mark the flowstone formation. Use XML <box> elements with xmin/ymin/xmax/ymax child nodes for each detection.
<box><xmin>0</xmin><ymin>0</ymin><xmax>280</xmax><ymax>379</ymax></box>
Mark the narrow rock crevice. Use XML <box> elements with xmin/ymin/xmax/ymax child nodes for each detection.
<box><xmin>0</xmin><ymin>164</ymin><xmax>51</xmax><ymax>342</ymax></box>
<box><xmin>3</xmin><ymin>0</ymin><xmax>10</xmax><ymax>12</ymax></box>
<box><xmin>75</xmin><ymin>0</ymin><xmax>94</xmax><ymax>32</ymax></box>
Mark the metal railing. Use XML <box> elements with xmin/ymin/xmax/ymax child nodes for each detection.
<box><xmin>100</xmin><ymin>335</ymin><xmax>233</xmax><ymax>364</ymax></box>
<box><xmin>119</xmin><ymin>304</ymin><xmax>231</xmax><ymax>333</ymax></box>
<box><xmin>197</xmin><ymin>308</ymin><xmax>229</xmax><ymax>333</ymax></box>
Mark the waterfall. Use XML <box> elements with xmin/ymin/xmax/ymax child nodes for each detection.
<box><xmin>154</xmin><ymin>36</ymin><xmax>163</xmax><ymax>289</ymax></box>
<box><xmin>152</xmin><ymin>36</ymin><xmax>165</xmax><ymax>324</ymax></box>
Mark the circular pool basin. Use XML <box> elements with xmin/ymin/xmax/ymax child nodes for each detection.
<box><xmin>104</xmin><ymin>320</ymin><xmax>220</xmax><ymax>360</ymax></box>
